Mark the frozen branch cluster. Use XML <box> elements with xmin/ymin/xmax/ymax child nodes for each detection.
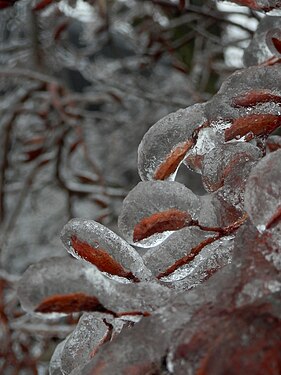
<box><xmin>16</xmin><ymin>2</ymin><xmax>281</xmax><ymax>374</ymax></box>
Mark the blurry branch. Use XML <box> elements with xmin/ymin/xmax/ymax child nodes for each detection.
<box><xmin>29</xmin><ymin>10</ymin><xmax>44</xmax><ymax>70</ymax></box>
<box><xmin>0</xmin><ymin>67</ymin><xmax>58</xmax><ymax>84</ymax></box>
<box><xmin>143</xmin><ymin>0</ymin><xmax>254</xmax><ymax>35</ymax></box>
<box><xmin>0</xmin><ymin>84</ymin><xmax>45</xmax><ymax>223</ymax></box>
<box><xmin>0</xmin><ymin>157</ymin><xmax>51</xmax><ymax>262</ymax></box>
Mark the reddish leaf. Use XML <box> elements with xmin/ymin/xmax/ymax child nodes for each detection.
<box><xmin>272</xmin><ymin>37</ymin><xmax>281</xmax><ymax>54</ymax></box>
<box><xmin>225</xmin><ymin>114</ymin><xmax>281</xmax><ymax>141</ymax></box>
<box><xmin>133</xmin><ymin>209</ymin><xmax>190</xmax><ymax>242</ymax></box>
<box><xmin>156</xmin><ymin>235</ymin><xmax>218</xmax><ymax>279</ymax></box>
<box><xmin>35</xmin><ymin>293</ymin><xmax>115</xmax><ymax>314</ymax></box>
<box><xmin>232</xmin><ymin>90</ymin><xmax>281</xmax><ymax>108</ymax></box>
<box><xmin>71</xmin><ymin>236</ymin><xmax>138</xmax><ymax>281</ymax></box>
<box><xmin>154</xmin><ymin>140</ymin><xmax>193</xmax><ymax>180</ymax></box>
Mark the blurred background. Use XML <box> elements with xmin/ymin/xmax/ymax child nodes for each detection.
<box><xmin>0</xmin><ymin>0</ymin><xmax>260</xmax><ymax>373</ymax></box>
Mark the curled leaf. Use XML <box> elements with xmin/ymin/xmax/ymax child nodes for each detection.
<box><xmin>138</xmin><ymin>104</ymin><xmax>207</xmax><ymax>181</ymax></box>
<box><xmin>61</xmin><ymin>219</ymin><xmax>152</xmax><ymax>281</ymax></box>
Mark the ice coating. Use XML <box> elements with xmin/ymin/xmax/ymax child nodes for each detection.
<box><xmin>184</xmin><ymin>127</ymin><xmax>223</xmax><ymax>173</ymax></box>
<box><xmin>244</xmin><ymin>16</ymin><xmax>281</xmax><ymax>66</ymax></box>
<box><xmin>244</xmin><ymin>149</ymin><xmax>281</xmax><ymax>232</ymax></box>
<box><xmin>60</xmin><ymin>314</ymin><xmax>109</xmax><ymax>374</ymax></box>
<box><xmin>169</xmin><ymin>301</ymin><xmax>281</xmax><ymax>375</ymax></box>
<box><xmin>61</xmin><ymin>218</ymin><xmax>152</xmax><ymax>281</ymax></box>
<box><xmin>74</xmin><ymin>222</ymin><xmax>281</xmax><ymax>375</ymax></box>
<box><xmin>160</xmin><ymin>236</ymin><xmax>234</xmax><ymax>289</ymax></box>
<box><xmin>201</xmin><ymin>142</ymin><xmax>261</xmax><ymax>192</ymax></box>
<box><xmin>17</xmin><ymin>257</ymin><xmax>173</xmax><ymax>316</ymax></box>
<box><xmin>118</xmin><ymin>180</ymin><xmax>201</xmax><ymax>247</ymax></box>
<box><xmin>206</xmin><ymin>66</ymin><xmax>281</xmax><ymax>139</ymax></box>
<box><xmin>142</xmin><ymin>227</ymin><xmax>217</xmax><ymax>278</ymax></box>
<box><xmin>49</xmin><ymin>340</ymin><xmax>66</xmax><ymax>375</ymax></box>
<box><xmin>138</xmin><ymin>103</ymin><xmax>207</xmax><ymax>181</ymax></box>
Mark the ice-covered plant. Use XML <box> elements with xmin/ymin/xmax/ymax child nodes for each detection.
<box><xmin>18</xmin><ymin>2</ymin><xmax>281</xmax><ymax>374</ymax></box>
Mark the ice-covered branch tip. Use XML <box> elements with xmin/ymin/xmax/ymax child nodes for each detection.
<box><xmin>138</xmin><ymin>65</ymin><xmax>281</xmax><ymax>187</ymax></box>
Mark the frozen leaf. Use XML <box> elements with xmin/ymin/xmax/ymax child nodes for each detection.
<box><xmin>142</xmin><ymin>227</ymin><xmax>218</xmax><ymax>279</ymax></box>
<box><xmin>18</xmin><ymin>257</ymin><xmax>172</xmax><ymax>316</ymax></box>
<box><xmin>206</xmin><ymin>65</ymin><xmax>281</xmax><ymax>140</ymax></box>
<box><xmin>60</xmin><ymin>314</ymin><xmax>110</xmax><ymax>374</ymax></box>
<box><xmin>201</xmin><ymin>142</ymin><xmax>261</xmax><ymax>192</ymax></box>
<box><xmin>244</xmin><ymin>149</ymin><xmax>281</xmax><ymax>232</ymax></box>
<box><xmin>244</xmin><ymin>16</ymin><xmax>281</xmax><ymax>66</ymax></box>
<box><xmin>138</xmin><ymin>104</ymin><xmax>207</xmax><ymax>181</ymax></box>
<box><xmin>160</xmin><ymin>236</ymin><xmax>234</xmax><ymax>290</ymax></box>
<box><xmin>61</xmin><ymin>218</ymin><xmax>152</xmax><ymax>282</ymax></box>
<box><xmin>170</xmin><ymin>301</ymin><xmax>281</xmax><ymax>375</ymax></box>
<box><xmin>118</xmin><ymin>181</ymin><xmax>201</xmax><ymax>247</ymax></box>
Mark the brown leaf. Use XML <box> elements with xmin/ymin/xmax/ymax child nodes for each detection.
<box><xmin>154</xmin><ymin>140</ymin><xmax>193</xmax><ymax>180</ymax></box>
<box><xmin>133</xmin><ymin>209</ymin><xmax>190</xmax><ymax>242</ymax></box>
<box><xmin>35</xmin><ymin>293</ymin><xmax>115</xmax><ymax>314</ymax></box>
<box><xmin>71</xmin><ymin>236</ymin><xmax>139</xmax><ymax>281</ymax></box>
<box><xmin>225</xmin><ymin>114</ymin><xmax>281</xmax><ymax>141</ymax></box>
<box><xmin>232</xmin><ymin>90</ymin><xmax>281</xmax><ymax>108</ymax></box>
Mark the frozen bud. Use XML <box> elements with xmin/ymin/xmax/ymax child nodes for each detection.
<box><xmin>138</xmin><ymin>104</ymin><xmax>207</xmax><ymax>181</ymax></box>
<box><xmin>244</xmin><ymin>149</ymin><xmax>281</xmax><ymax>232</ymax></box>
<box><xmin>61</xmin><ymin>218</ymin><xmax>152</xmax><ymax>281</ymax></box>
<box><xmin>118</xmin><ymin>181</ymin><xmax>201</xmax><ymax>247</ymax></box>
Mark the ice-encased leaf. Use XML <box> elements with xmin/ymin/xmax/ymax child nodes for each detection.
<box><xmin>201</xmin><ymin>142</ymin><xmax>261</xmax><ymax>192</ymax></box>
<box><xmin>142</xmin><ymin>227</ymin><xmax>217</xmax><ymax>278</ymax></box>
<box><xmin>76</xmin><ymin>221</ymin><xmax>281</xmax><ymax>375</ymax></box>
<box><xmin>60</xmin><ymin>314</ymin><xmax>109</xmax><ymax>374</ymax></box>
<box><xmin>169</xmin><ymin>301</ymin><xmax>281</xmax><ymax>375</ymax></box>
<box><xmin>244</xmin><ymin>16</ymin><xmax>281</xmax><ymax>67</ymax></box>
<box><xmin>206</xmin><ymin>65</ymin><xmax>281</xmax><ymax>141</ymax></box>
<box><xmin>118</xmin><ymin>180</ymin><xmax>201</xmax><ymax>247</ymax></box>
<box><xmin>138</xmin><ymin>104</ymin><xmax>207</xmax><ymax>181</ymax></box>
<box><xmin>61</xmin><ymin>218</ymin><xmax>152</xmax><ymax>282</ymax></box>
<box><xmin>17</xmin><ymin>257</ymin><xmax>172</xmax><ymax>316</ymax></box>
<box><xmin>160</xmin><ymin>235</ymin><xmax>234</xmax><ymax>290</ymax></box>
<box><xmin>244</xmin><ymin>149</ymin><xmax>281</xmax><ymax>232</ymax></box>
